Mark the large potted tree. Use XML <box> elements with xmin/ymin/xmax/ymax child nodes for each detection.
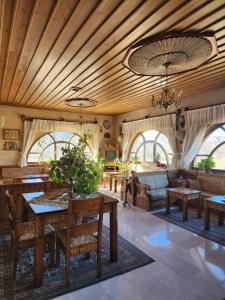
<box><xmin>49</xmin><ymin>135</ymin><xmax>104</xmax><ymax>195</ymax></box>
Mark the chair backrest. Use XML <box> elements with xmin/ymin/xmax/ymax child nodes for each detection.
<box><xmin>67</xmin><ymin>195</ymin><xmax>104</xmax><ymax>240</ymax></box>
<box><xmin>5</xmin><ymin>189</ymin><xmax>16</xmax><ymax>229</ymax></box>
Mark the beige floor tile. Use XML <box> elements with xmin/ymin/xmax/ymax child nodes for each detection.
<box><xmin>53</xmin><ymin>195</ymin><xmax>225</xmax><ymax>300</ymax></box>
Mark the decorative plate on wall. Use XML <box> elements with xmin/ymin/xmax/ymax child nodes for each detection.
<box><xmin>103</xmin><ymin>120</ymin><xmax>111</xmax><ymax>129</ymax></box>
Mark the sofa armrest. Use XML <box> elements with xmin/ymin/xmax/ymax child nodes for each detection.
<box><xmin>135</xmin><ymin>183</ymin><xmax>150</xmax><ymax>195</ymax></box>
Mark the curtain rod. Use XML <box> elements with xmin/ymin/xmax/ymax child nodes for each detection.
<box><xmin>185</xmin><ymin>101</ymin><xmax>225</xmax><ymax>112</ymax></box>
<box><xmin>122</xmin><ymin>102</ymin><xmax>225</xmax><ymax>123</ymax></box>
<box><xmin>21</xmin><ymin>115</ymin><xmax>98</xmax><ymax>124</ymax></box>
<box><xmin>122</xmin><ymin>112</ymin><xmax>175</xmax><ymax>123</ymax></box>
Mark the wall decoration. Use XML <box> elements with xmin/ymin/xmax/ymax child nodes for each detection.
<box><xmin>104</xmin><ymin>132</ymin><xmax>111</xmax><ymax>139</ymax></box>
<box><xmin>3</xmin><ymin>129</ymin><xmax>20</xmax><ymax>140</ymax></box>
<box><xmin>103</xmin><ymin>120</ymin><xmax>111</xmax><ymax>129</ymax></box>
<box><xmin>3</xmin><ymin>141</ymin><xmax>17</xmax><ymax>150</ymax></box>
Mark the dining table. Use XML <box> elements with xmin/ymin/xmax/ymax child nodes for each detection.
<box><xmin>22</xmin><ymin>191</ymin><xmax>118</xmax><ymax>287</ymax></box>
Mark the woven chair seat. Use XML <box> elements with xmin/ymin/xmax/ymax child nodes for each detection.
<box><xmin>58</xmin><ymin>231</ymin><xmax>98</xmax><ymax>255</ymax></box>
<box><xmin>17</xmin><ymin>222</ymin><xmax>54</xmax><ymax>242</ymax></box>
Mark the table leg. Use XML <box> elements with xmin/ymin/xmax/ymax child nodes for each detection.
<box><xmin>114</xmin><ymin>177</ymin><xmax>117</xmax><ymax>193</ymax></box>
<box><xmin>109</xmin><ymin>175</ymin><xmax>112</xmax><ymax>191</ymax></box>
<box><xmin>204</xmin><ymin>205</ymin><xmax>210</xmax><ymax>231</ymax></box>
<box><xmin>197</xmin><ymin>198</ymin><xmax>202</xmax><ymax>218</ymax></box>
<box><xmin>183</xmin><ymin>200</ymin><xmax>188</xmax><ymax>221</ymax></box>
<box><xmin>110</xmin><ymin>203</ymin><xmax>118</xmax><ymax>262</ymax></box>
<box><xmin>34</xmin><ymin>216</ymin><xmax>44</xmax><ymax>287</ymax></box>
<box><xmin>166</xmin><ymin>191</ymin><xmax>170</xmax><ymax>215</ymax></box>
<box><xmin>218</xmin><ymin>211</ymin><xmax>224</xmax><ymax>226</ymax></box>
<box><xmin>179</xmin><ymin>199</ymin><xmax>183</xmax><ymax>212</ymax></box>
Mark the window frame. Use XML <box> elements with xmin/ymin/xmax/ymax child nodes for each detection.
<box><xmin>193</xmin><ymin>123</ymin><xmax>225</xmax><ymax>171</ymax></box>
<box><xmin>27</xmin><ymin>132</ymin><xmax>92</xmax><ymax>164</ymax></box>
<box><xmin>129</xmin><ymin>130</ymin><xmax>173</xmax><ymax>165</ymax></box>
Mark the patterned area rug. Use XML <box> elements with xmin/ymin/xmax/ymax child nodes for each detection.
<box><xmin>154</xmin><ymin>208</ymin><xmax>225</xmax><ymax>246</ymax></box>
<box><xmin>1</xmin><ymin>226</ymin><xmax>154</xmax><ymax>300</ymax></box>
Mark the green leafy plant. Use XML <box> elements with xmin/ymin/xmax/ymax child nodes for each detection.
<box><xmin>197</xmin><ymin>156</ymin><xmax>216</xmax><ymax>170</ymax></box>
<box><xmin>130</xmin><ymin>155</ymin><xmax>139</xmax><ymax>164</ymax></box>
<box><xmin>49</xmin><ymin>135</ymin><xmax>104</xmax><ymax>193</ymax></box>
<box><xmin>115</xmin><ymin>160</ymin><xmax>128</xmax><ymax>170</ymax></box>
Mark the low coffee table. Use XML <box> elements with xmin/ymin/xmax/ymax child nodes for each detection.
<box><xmin>204</xmin><ymin>196</ymin><xmax>225</xmax><ymax>230</ymax></box>
<box><xmin>166</xmin><ymin>187</ymin><xmax>201</xmax><ymax>221</ymax></box>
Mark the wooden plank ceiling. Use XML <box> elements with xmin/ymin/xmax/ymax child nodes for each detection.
<box><xmin>1</xmin><ymin>0</ymin><xmax>225</xmax><ymax>115</ymax></box>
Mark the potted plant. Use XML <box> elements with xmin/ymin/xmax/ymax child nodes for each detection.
<box><xmin>197</xmin><ymin>156</ymin><xmax>216</xmax><ymax>173</ymax></box>
<box><xmin>49</xmin><ymin>135</ymin><xmax>104</xmax><ymax>195</ymax></box>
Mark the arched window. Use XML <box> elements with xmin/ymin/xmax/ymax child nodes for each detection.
<box><xmin>27</xmin><ymin>132</ymin><xmax>91</xmax><ymax>163</ymax></box>
<box><xmin>194</xmin><ymin>124</ymin><xmax>225</xmax><ymax>170</ymax></box>
<box><xmin>129</xmin><ymin>130</ymin><xmax>173</xmax><ymax>164</ymax></box>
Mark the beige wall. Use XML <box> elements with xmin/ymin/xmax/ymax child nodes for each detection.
<box><xmin>0</xmin><ymin>105</ymin><xmax>116</xmax><ymax>166</ymax></box>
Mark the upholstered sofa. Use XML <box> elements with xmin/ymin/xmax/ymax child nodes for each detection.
<box><xmin>128</xmin><ymin>170</ymin><xmax>178</xmax><ymax>211</ymax></box>
<box><xmin>0</xmin><ymin>166</ymin><xmax>49</xmax><ymax>179</ymax></box>
<box><xmin>183</xmin><ymin>171</ymin><xmax>225</xmax><ymax>201</ymax></box>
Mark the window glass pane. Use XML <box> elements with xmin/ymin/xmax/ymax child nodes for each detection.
<box><xmin>40</xmin><ymin>144</ymin><xmax>55</xmax><ymax>162</ymax></box>
<box><xmin>143</xmin><ymin>130</ymin><xmax>159</xmax><ymax>141</ymax></box>
<box><xmin>156</xmin><ymin>134</ymin><xmax>172</xmax><ymax>153</ymax></box>
<box><xmin>131</xmin><ymin>135</ymin><xmax>144</xmax><ymax>152</ymax></box>
<box><xmin>145</xmin><ymin>143</ymin><xmax>154</xmax><ymax>161</ymax></box>
<box><xmin>27</xmin><ymin>153</ymin><xmax>40</xmax><ymax>163</ymax></box>
<box><xmin>193</xmin><ymin>155</ymin><xmax>208</xmax><ymax>167</ymax></box>
<box><xmin>56</xmin><ymin>143</ymin><xmax>69</xmax><ymax>160</ymax></box>
<box><xmin>50</xmin><ymin>132</ymin><xmax>73</xmax><ymax>142</ymax></box>
<box><xmin>37</xmin><ymin>134</ymin><xmax>54</xmax><ymax>149</ymax></box>
<box><xmin>212</xmin><ymin>144</ymin><xmax>225</xmax><ymax>170</ymax></box>
<box><xmin>70</xmin><ymin>135</ymin><xmax>80</xmax><ymax>146</ymax></box>
<box><xmin>136</xmin><ymin>145</ymin><xmax>144</xmax><ymax>161</ymax></box>
<box><xmin>29</xmin><ymin>142</ymin><xmax>43</xmax><ymax>153</ymax></box>
<box><xmin>155</xmin><ymin>145</ymin><xmax>167</xmax><ymax>164</ymax></box>
<box><xmin>198</xmin><ymin>128</ymin><xmax>225</xmax><ymax>155</ymax></box>
<box><xmin>167</xmin><ymin>154</ymin><xmax>173</xmax><ymax>165</ymax></box>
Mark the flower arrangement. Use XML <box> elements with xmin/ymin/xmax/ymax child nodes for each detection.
<box><xmin>49</xmin><ymin>135</ymin><xmax>104</xmax><ymax>194</ymax></box>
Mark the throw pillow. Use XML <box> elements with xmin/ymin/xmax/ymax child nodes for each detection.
<box><xmin>188</xmin><ymin>179</ymin><xmax>201</xmax><ymax>190</ymax></box>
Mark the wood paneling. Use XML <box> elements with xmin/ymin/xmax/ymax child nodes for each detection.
<box><xmin>1</xmin><ymin>0</ymin><xmax>225</xmax><ymax>115</ymax></box>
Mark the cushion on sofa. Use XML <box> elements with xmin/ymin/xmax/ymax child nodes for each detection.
<box><xmin>187</xmin><ymin>178</ymin><xmax>201</xmax><ymax>190</ymax></box>
<box><xmin>154</xmin><ymin>173</ymin><xmax>168</xmax><ymax>189</ymax></box>
<box><xmin>198</xmin><ymin>176</ymin><xmax>220</xmax><ymax>194</ymax></box>
<box><xmin>146</xmin><ymin>188</ymin><xmax>167</xmax><ymax>201</ymax></box>
<box><xmin>2</xmin><ymin>167</ymin><xmax>46</xmax><ymax>179</ymax></box>
<box><xmin>138</xmin><ymin>175</ymin><xmax>156</xmax><ymax>189</ymax></box>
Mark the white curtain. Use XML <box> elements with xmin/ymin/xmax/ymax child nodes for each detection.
<box><xmin>20</xmin><ymin>119</ymin><xmax>100</xmax><ymax>167</ymax></box>
<box><xmin>122</xmin><ymin>114</ymin><xmax>178</xmax><ymax>168</ymax></box>
<box><xmin>180</xmin><ymin>104</ymin><xmax>225</xmax><ymax>169</ymax></box>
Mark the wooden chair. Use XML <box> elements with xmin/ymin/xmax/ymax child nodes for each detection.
<box><xmin>56</xmin><ymin>195</ymin><xmax>104</xmax><ymax>286</ymax></box>
<box><xmin>5</xmin><ymin>190</ymin><xmax>55</xmax><ymax>275</ymax></box>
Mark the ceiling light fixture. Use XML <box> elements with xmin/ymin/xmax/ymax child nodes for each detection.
<box><xmin>123</xmin><ymin>31</ymin><xmax>218</xmax><ymax>110</ymax></box>
<box><xmin>65</xmin><ymin>98</ymin><xmax>97</xmax><ymax>125</ymax></box>
<box><xmin>152</xmin><ymin>62</ymin><xmax>182</xmax><ymax>110</ymax></box>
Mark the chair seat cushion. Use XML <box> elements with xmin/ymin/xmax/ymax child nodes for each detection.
<box><xmin>18</xmin><ymin>222</ymin><xmax>54</xmax><ymax>242</ymax></box>
<box><xmin>146</xmin><ymin>188</ymin><xmax>167</xmax><ymax>201</ymax></box>
<box><xmin>58</xmin><ymin>231</ymin><xmax>98</xmax><ymax>255</ymax></box>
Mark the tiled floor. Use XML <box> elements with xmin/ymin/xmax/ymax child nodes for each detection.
<box><xmin>54</xmin><ymin>192</ymin><xmax>225</xmax><ymax>300</ymax></box>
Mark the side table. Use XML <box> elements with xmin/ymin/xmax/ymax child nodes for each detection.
<box><xmin>204</xmin><ymin>196</ymin><xmax>225</xmax><ymax>230</ymax></box>
<box><xmin>166</xmin><ymin>187</ymin><xmax>201</xmax><ymax>221</ymax></box>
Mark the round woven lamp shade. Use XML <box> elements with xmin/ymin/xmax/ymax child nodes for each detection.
<box><xmin>65</xmin><ymin>98</ymin><xmax>97</xmax><ymax>107</ymax></box>
<box><xmin>123</xmin><ymin>31</ymin><xmax>218</xmax><ymax>76</ymax></box>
